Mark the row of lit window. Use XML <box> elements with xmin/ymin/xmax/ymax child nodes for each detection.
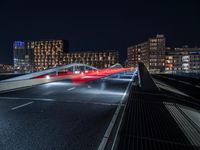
<box><xmin>64</xmin><ymin>54</ymin><xmax>116</xmax><ymax>57</ymax></box>
<box><xmin>33</xmin><ymin>48</ymin><xmax>62</xmax><ymax>51</ymax></box>
<box><xmin>34</xmin><ymin>53</ymin><xmax>61</xmax><ymax>55</ymax></box>
<box><xmin>149</xmin><ymin>63</ymin><xmax>165</xmax><ymax>66</ymax></box>
<box><xmin>28</xmin><ymin>40</ymin><xmax>63</xmax><ymax>45</ymax></box>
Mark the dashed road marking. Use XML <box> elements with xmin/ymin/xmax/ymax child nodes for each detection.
<box><xmin>11</xmin><ymin>101</ymin><xmax>34</xmax><ymax>110</ymax></box>
<box><xmin>0</xmin><ymin>97</ymin><xmax>55</xmax><ymax>101</ymax></box>
<box><xmin>67</xmin><ymin>87</ymin><xmax>76</xmax><ymax>91</ymax></box>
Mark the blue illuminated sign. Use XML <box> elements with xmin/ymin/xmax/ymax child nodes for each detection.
<box><xmin>14</xmin><ymin>41</ymin><xmax>25</xmax><ymax>47</ymax></box>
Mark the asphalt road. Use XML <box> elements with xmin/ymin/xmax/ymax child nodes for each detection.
<box><xmin>0</xmin><ymin>72</ymin><xmax>133</xmax><ymax>150</ymax></box>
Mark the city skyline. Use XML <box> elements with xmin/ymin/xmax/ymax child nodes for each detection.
<box><xmin>0</xmin><ymin>1</ymin><xmax>200</xmax><ymax>148</ymax></box>
<box><xmin>1</xmin><ymin>0</ymin><xmax>200</xmax><ymax>64</ymax></box>
<box><xmin>13</xmin><ymin>39</ymin><xmax>118</xmax><ymax>73</ymax></box>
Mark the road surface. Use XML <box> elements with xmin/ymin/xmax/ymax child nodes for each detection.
<box><xmin>0</xmin><ymin>72</ymin><xmax>133</xmax><ymax>150</ymax></box>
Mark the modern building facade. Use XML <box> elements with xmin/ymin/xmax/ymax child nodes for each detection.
<box><xmin>29</xmin><ymin>40</ymin><xmax>68</xmax><ymax>71</ymax></box>
<box><xmin>127</xmin><ymin>34</ymin><xmax>200</xmax><ymax>73</ymax></box>
<box><xmin>127</xmin><ymin>44</ymin><xmax>141</xmax><ymax>68</ymax></box>
<box><xmin>13</xmin><ymin>41</ymin><xmax>33</xmax><ymax>73</ymax></box>
<box><xmin>127</xmin><ymin>34</ymin><xmax>166</xmax><ymax>72</ymax></box>
<box><xmin>165</xmin><ymin>46</ymin><xmax>200</xmax><ymax>73</ymax></box>
<box><xmin>13</xmin><ymin>40</ymin><xmax>118</xmax><ymax>72</ymax></box>
<box><xmin>0</xmin><ymin>64</ymin><xmax>14</xmax><ymax>73</ymax></box>
<box><xmin>148</xmin><ymin>34</ymin><xmax>166</xmax><ymax>72</ymax></box>
<box><xmin>63</xmin><ymin>51</ymin><xmax>118</xmax><ymax>69</ymax></box>
<box><xmin>14</xmin><ymin>40</ymin><xmax>69</xmax><ymax>73</ymax></box>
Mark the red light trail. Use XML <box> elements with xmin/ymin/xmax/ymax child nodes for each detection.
<box><xmin>34</xmin><ymin>68</ymin><xmax>130</xmax><ymax>84</ymax></box>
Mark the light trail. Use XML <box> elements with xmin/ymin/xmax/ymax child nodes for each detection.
<box><xmin>33</xmin><ymin>68</ymin><xmax>132</xmax><ymax>84</ymax></box>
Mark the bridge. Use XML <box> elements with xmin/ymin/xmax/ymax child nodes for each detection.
<box><xmin>0</xmin><ymin>63</ymin><xmax>199</xmax><ymax>150</ymax></box>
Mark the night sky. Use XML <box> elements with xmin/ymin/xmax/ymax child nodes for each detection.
<box><xmin>0</xmin><ymin>0</ymin><xmax>200</xmax><ymax>64</ymax></box>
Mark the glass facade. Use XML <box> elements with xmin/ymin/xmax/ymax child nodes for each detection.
<box><xmin>13</xmin><ymin>41</ymin><xmax>34</xmax><ymax>73</ymax></box>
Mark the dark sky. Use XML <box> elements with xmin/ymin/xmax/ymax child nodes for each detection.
<box><xmin>0</xmin><ymin>0</ymin><xmax>200</xmax><ymax>64</ymax></box>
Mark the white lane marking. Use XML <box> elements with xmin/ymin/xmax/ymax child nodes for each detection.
<box><xmin>90</xmin><ymin>102</ymin><xmax>123</xmax><ymax>106</ymax></box>
<box><xmin>165</xmin><ymin>102</ymin><xmax>200</xmax><ymax>146</ymax></box>
<box><xmin>82</xmin><ymin>76</ymin><xmax>101</xmax><ymax>79</ymax></box>
<box><xmin>67</xmin><ymin>87</ymin><xmax>76</xmax><ymax>91</ymax></box>
<box><xmin>160</xmin><ymin>76</ymin><xmax>200</xmax><ymax>88</ymax></box>
<box><xmin>104</xmin><ymin>78</ymin><xmax>132</xmax><ymax>82</ymax></box>
<box><xmin>43</xmin><ymin>91</ymin><xmax>54</xmax><ymax>95</ymax></box>
<box><xmin>178</xmin><ymin>80</ymin><xmax>191</xmax><ymax>85</ymax></box>
<box><xmin>11</xmin><ymin>101</ymin><xmax>34</xmax><ymax>110</ymax></box>
<box><xmin>154</xmin><ymin>79</ymin><xmax>190</xmax><ymax>97</ymax></box>
<box><xmin>60</xmin><ymin>100</ymin><xmax>122</xmax><ymax>106</ymax></box>
<box><xmin>0</xmin><ymin>97</ymin><xmax>55</xmax><ymax>101</ymax></box>
<box><xmin>196</xmin><ymin>85</ymin><xmax>200</xmax><ymax>88</ymax></box>
<box><xmin>0</xmin><ymin>96</ymin><xmax>120</xmax><ymax>106</ymax></box>
<box><xmin>98</xmin><ymin>72</ymin><xmax>134</xmax><ymax>150</ymax></box>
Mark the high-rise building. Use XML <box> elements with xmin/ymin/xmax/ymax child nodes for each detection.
<box><xmin>13</xmin><ymin>41</ymin><xmax>33</xmax><ymax>73</ymax></box>
<box><xmin>13</xmin><ymin>40</ymin><xmax>69</xmax><ymax>73</ymax></box>
<box><xmin>127</xmin><ymin>34</ymin><xmax>166</xmax><ymax>72</ymax></box>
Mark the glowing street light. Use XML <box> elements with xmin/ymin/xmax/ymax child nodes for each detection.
<box><xmin>46</xmin><ymin>75</ymin><xmax>50</xmax><ymax>79</ymax></box>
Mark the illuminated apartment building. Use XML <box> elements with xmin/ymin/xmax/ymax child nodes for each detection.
<box><xmin>127</xmin><ymin>34</ymin><xmax>166</xmax><ymax>72</ymax></box>
<box><xmin>165</xmin><ymin>48</ymin><xmax>174</xmax><ymax>72</ymax></box>
<box><xmin>13</xmin><ymin>40</ymin><xmax>118</xmax><ymax>72</ymax></box>
<box><xmin>148</xmin><ymin>34</ymin><xmax>166</xmax><ymax>72</ymax></box>
<box><xmin>63</xmin><ymin>51</ymin><xmax>119</xmax><ymax>69</ymax></box>
<box><xmin>0</xmin><ymin>64</ymin><xmax>14</xmax><ymax>73</ymax></box>
<box><xmin>29</xmin><ymin>40</ymin><xmax>68</xmax><ymax>70</ymax></box>
<box><xmin>165</xmin><ymin>46</ymin><xmax>200</xmax><ymax>73</ymax></box>
<box><xmin>13</xmin><ymin>40</ymin><xmax>68</xmax><ymax>72</ymax></box>
<box><xmin>127</xmin><ymin>44</ymin><xmax>142</xmax><ymax>68</ymax></box>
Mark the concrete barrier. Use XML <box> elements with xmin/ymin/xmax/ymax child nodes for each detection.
<box><xmin>0</xmin><ymin>76</ymin><xmax>71</xmax><ymax>93</ymax></box>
